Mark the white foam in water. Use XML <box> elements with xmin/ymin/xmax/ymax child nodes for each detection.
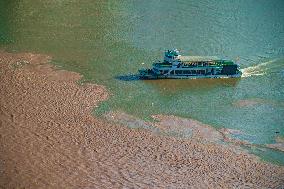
<box><xmin>241</xmin><ymin>59</ymin><xmax>277</xmax><ymax>78</ymax></box>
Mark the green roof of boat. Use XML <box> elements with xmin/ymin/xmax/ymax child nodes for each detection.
<box><xmin>179</xmin><ymin>56</ymin><xmax>235</xmax><ymax>65</ymax></box>
<box><xmin>179</xmin><ymin>56</ymin><xmax>220</xmax><ymax>62</ymax></box>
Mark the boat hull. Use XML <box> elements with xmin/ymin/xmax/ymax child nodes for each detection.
<box><xmin>139</xmin><ymin>73</ymin><xmax>242</xmax><ymax>80</ymax></box>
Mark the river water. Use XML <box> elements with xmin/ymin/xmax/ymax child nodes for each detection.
<box><xmin>1</xmin><ymin>0</ymin><xmax>284</xmax><ymax>164</ymax></box>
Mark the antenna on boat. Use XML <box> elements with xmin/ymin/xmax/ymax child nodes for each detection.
<box><xmin>235</xmin><ymin>56</ymin><xmax>240</xmax><ymax>63</ymax></box>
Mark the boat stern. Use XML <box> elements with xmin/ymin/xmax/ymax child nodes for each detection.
<box><xmin>138</xmin><ymin>69</ymin><xmax>156</xmax><ymax>79</ymax></box>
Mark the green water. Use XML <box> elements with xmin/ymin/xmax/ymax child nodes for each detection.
<box><xmin>1</xmin><ymin>0</ymin><xmax>284</xmax><ymax>164</ymax></box>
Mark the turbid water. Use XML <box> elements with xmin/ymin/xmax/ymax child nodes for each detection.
<box><xmin>1</xmin><ymin>0</ymin><xmax>284</xmax><ymax>164</ymax></box>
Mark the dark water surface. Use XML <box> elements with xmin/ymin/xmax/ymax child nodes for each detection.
<box><xmin>1</xmin><ymin>0</ymin><xmax>284</xmax><ymax>164</ymax></box>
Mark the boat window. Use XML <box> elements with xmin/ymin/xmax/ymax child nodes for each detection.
<box><xmin>192</xmin><ymin>70</ymin><xmax>196</xmax><ymax>74</ymax></box>
<box><xmin>183</xmin><ymin>70</ymin><xmax>191</xmax><ymax>74</ymax></box>
<box><xmin>196</xmin><ymin>70</ymin><xmax>203</xmax><ymax>74</ymax></box>
<box><xmin>175</xmin><ymin>70</ymin><xmax>182</xmax><ymax>74</ymax></box>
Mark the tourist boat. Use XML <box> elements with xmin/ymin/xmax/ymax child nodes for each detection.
<box><xmin>138</xmin><ymin>49</ymin><xmax>242</xmax><ymax>79</ymax></box>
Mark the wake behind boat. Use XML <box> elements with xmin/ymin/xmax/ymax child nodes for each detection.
<box><xmin>139</xmin><ymin>49</ymin><xmax>242</xmax><ymax>79</ymax></box>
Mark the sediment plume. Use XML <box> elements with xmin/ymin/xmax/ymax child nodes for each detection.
<box><xmin>267</xmin><ymin>136</ymin><xmax>284</xmax><ymax>152</ymax></box>
<box><xmin>0</xmin><ymin>51</ymin><xmax>284</xmax><ymax>188</ymax></box>
<box><xmin>233</xmin><ymin>98</ymin><xmax>265</xmax><ymax>107</ymax></box>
